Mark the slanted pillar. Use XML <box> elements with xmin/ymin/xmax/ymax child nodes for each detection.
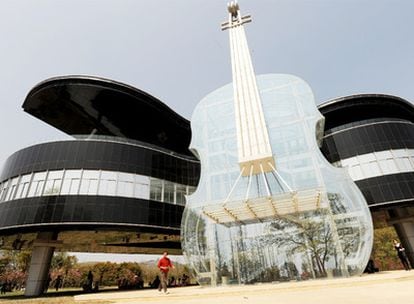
<box><xmin>24</xmin><ymin>232</ymin><xmax>62</xmax><ymax>296</ymax></box>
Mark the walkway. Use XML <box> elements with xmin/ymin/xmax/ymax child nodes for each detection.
<box><xmin>75</xmin><ymin>270</ymin><xmax>414</xmax><ymax>304</ymax></box>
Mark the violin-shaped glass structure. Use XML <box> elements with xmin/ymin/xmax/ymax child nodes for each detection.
<box><xmin>181</xmin><ymin>2</ymin><xmax>373</xmax><ymax>285</ymax></box>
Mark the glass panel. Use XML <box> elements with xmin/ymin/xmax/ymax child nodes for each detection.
<box><xmin>43</xmin><ymin>180</ymin><xmax>56</xmax><ymax>196</ymax></box>
<box><xmin>47</xmin><ymin>170</ymin><xmax>64</xmax><ymax>180</ymax></box>
<box><xmin>7</xmin><ymin>177</ymin><xmax>19</xmax><ymax>201</ymax></box>
<box><xmin>79</xmin><ymin>170</ymin><xmax>100</xmax><ymax>195</ymax></box>
<box><xmin>34</xmin><ymin>180</ymin><xmax>45</xmax><ymax>196</ymax></box>
<box><xmin>61</xmin><ymin>179</ymin><xmax>71</xmax><ymax>195</ymax></box>
<box><xmin>15</xmin><ymin>174</ymin><xmax>32</xmax><ymax>199</ymax></box>
<box><xmin>392</xmin><ymin>149</ymin><xmax>407</xmax><ymax>158</ymax></box>
<box><xmin>28</xmin><ymin>172</ymin><xmax>47</xmax><ymax>197</ymax></box>
<box><xmin>379</xmin><ymin>159</ymin><xmax>398</xmax><ymax>174</ymax></box>
<box><xmin>0</xmin><ymin>182</ymin><xmax>5</xmax><ymax>201</ymax></box>
<box><xmin>135</xmin><ymin>174</ymin><xmax>149</xmax><ymax>184</ymax></box>
<box><xmin>43</xmin><ymin>171</ymin><xmax>63</xmax><ymax>196</ymax></box>
<box><xmin>33</xmin><ymin>172</ymin><xmax>47</xmax><ymax>180</ymax></box>
<box><xmin>119</xmin><ymin>172</ymin><xmax>134</xmax><ymax>183</ymax></box>
<box><xmin>65</xmin><ymin>170</ymin><xmax>82</xmax><ymax>179</ymax></box>
<box><xmin>150</xmin><ymin>178</ymin><xmax>163</xmax><ymax>201</ymax></box>
<box><xmin>176</xmin><ymin>184</ymin><xmax>187</xmax><ymax>205</ymax></box>
<box><xmin>61</xmin><ymin>170</ymin><xmax>82</xmax><ymax>195</ymax></box>
<box><xmin>79</xmin><ymin>179</ymin><xmax>90</xmax><ymax>195</ymax></box>
<box><xmin>1</xmin><ymin>180</ymin><xmax>11</xmax><ymax>201</ymax></box>
<box><xmin>360</xmin><ymin>162</ymin><xmax>381</xmax><ymax>178</ymax></box>
<box><xmin>134</xmin><ymin>175</ymin><xmax>150</xmax><ymax>200</ymax></box>
<box><xmin>164</xmin><ymin>181</ymin><xmax>175</xmax><ymax>204</ymax></box>
<box><xmin>397</xmin><ymin>158</ymin><xmax>413</xmax><ymax>171</ymax></box>
<box><xmin>99</xmin><ymin>171</ymin><xmax>117</xmax><ymax>196</ymax></box>
<box><xmin>188</xmin><ymin>186</ymin><xmax>196</xmax><ymax>195</ymax></box>
<box><xmin>83</xmin><ymin>170</ymin><xmax>100</xmax><ymax>180</ymax></box>
<box><xmin>101</xmin><ymin>171</ymin><xmax>117</xmax><ymax>180</ymax></box>
<box><xmin>69</xmin><ymin>179</ymin><xmax>80</xmax><ymax>195</ymax></box>
<box><xmin>375</xmin><ymin>150</ymin><xmax>392</xmax><ymax>160</ymax></box>
<box><xmin>27</xmin><ymin>181</ymin><xmax>38</xmax><ymax>197</ymax></box>
<box><xmin>0</xmin><ymin>168</ymin><xmax>194</xmax><ymax>205</ymax></box>
<box><xmin>89</xmin><ymin>179</ymin><xmax>99</xmax><ymax>195</ymax></box>
<box><xmin>118</xmin><ymin>180</ymin><xmax>134</xmax><ymax>197</ymax></box>
<box><xmin>358</xmin><ymin>153</ymin><xmax>376</xmax><ymax>163</ymax></box>
<box><xmin>341</xmin><ymin>157</ymin><xmax>358</xmax><ymax>167</ymax></box>
<box><xmin>20</xmin><ymin>182</ymin><xmax>30</xmax><ymax>199</ymax></box>
<box><xmin>404</xmin><ymin>157</ymin><xmax>414</xmax><ymax>170</ymax></box>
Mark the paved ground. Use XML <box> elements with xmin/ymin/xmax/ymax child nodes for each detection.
<box><xmin>75</xmin><ymin>270</ymin><xmax>414</xmax><ymax>304</ymax></box>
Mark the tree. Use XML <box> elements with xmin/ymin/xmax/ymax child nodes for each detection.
<box><xmin>0</xmin><ymin>250</ymin><xmax>29</xmax><ymax>290</ymax></box>
<box><xmin>267</xmin><ymin>213</ymin><xmax>335</xmax><ymax>277</ymax></box>
<box><xmin>15</xmin><ymin>250</ymin><xmax>31</xmax><ymax>273</ymax></box>
<box><xmin>372</xmin><ymin>226</ymin><xmax>401</xmax><ymax>270</ymax></box>
<box><xmin>50</xmin><ymin>252</ymin><xmax>78</xmax><ymax>288</ymax></box>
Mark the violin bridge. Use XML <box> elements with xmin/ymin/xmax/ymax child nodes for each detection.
<box><xmin>240</xmin><ymin>157</ymin><xmax>275</xmax><ymax>176</ymax></box>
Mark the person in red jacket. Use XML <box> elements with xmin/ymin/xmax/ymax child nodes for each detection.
<box><xmin>157</xmin><ymin>251</ymin><xmax>174</xmax><ymax>293</ymax></box>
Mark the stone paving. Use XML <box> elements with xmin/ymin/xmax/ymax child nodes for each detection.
<box><xmin>75</xmin><ymin>270</ymin><xmax>414</xmax><ymax>304</ymax></box>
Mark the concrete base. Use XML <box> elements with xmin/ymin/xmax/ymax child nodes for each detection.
<box><xmin>24</xmin><ymin>232</ymin><xmax>58</xmax><ymax>296</ymax></box>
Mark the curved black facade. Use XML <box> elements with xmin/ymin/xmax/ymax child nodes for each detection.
<box><xmin>0</xmin><ymin>140</ymin><xmax>198</xmax><ymax>235</ymax></box>
<box><xmin>319</xmin><ymin>94</ymin><xmax>414</xmax><ymax>209</ymax></box>
<box><xmin>0</xmin><ymin>140</ymin><xmax>199</xmax><ymax>186</ymax></box>
<box><xmin>0</xmin><ymin>196</ymin><xmax>183</xmax><ymax>235</ymax></box>
<box><xmin>22</xmin><ymin>75</ymin><xmax>192</xmax><ymax>156</ymax></box>
<box><xmin>0</xmin><ymin>76</ymin><xmax>200</xmax><ymax>254</ymax></box>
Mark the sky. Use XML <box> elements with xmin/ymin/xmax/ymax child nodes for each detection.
<box><xmin>1</xmin><ymin>0</ymin><xmax>414</xmax><ymax>261</ymax></box>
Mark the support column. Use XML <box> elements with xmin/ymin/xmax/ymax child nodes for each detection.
<box><xmin>388</xmin><ymin>207</ymin><xmax>414</xmax><ymax>268</ymax></box>
<box><xmin>24</xmin><ymin>232</ymin><xmax>61</xmax><ymax>296</ymax></box>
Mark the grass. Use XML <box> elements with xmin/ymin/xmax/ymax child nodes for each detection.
<box><xmin>0</xmin><ymin>287</ymin><xmax>114</xmax><ymax>304</ymax></box>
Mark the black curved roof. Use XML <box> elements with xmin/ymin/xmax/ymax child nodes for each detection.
<box><xmin>318</xmin><ymin>94</ymin><xmax>414</xmax><ymax>130</ymax></box>
<box><xmin>23</xmin><ymin>76</ymin><xmax>192</xmax><ymax>156</ymax></box>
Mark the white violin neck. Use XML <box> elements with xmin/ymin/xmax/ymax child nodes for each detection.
<box><xmin>223</xmin><ymin>2</ymin><xmax>274</xmax><ymax>176</ymax></box>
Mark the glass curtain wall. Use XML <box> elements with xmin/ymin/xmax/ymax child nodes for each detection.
<box><xmin>182</xmin><ymin>74</ymin><xmax>373</xmax><ymax>286</ymax></box>
<box><xmin>0</xmin><ymin>169</ymin><xmax>195</xmax><ymax>206</ymax></box>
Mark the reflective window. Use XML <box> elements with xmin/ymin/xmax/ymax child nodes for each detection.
<box><xmin>164</xmin><ymin>181</ymin><xmax>175</xmax><ymax>204</ymax></box>
<box><xmin>0</xmin><ymin>183</ymin><xmax>5</xmax><ymax>201</ymax></box>
<box><xmin>0</xmin><ymin>169</ymin><xmax>195</xmax><ymax>206</ymax></box>
<box><xmin>361</xmin><ymin>162</ymin><xmax>381</xmax><ymax>177</ymax></box>
<box><xmin>176</xmin><ymin>184</ymin><xmax>187</xmax><ymax>205</ymax></box>
<box><xmin>150</xmin><ymin>178</ymin><xmax>163</xmax><ymax>201</ymax></box>
<box><xmin>99</xmin><ymin>171</ymin><xmax>117</xmax><ymax>196</ymax></box>
<box><xmin>7</xmin><ymin>177</ymin><xmax>19</xmax><ymax>201</ymax></box>
<box><xmin>118</xmin><ymin>172</ymin><xmax>134</xmax><ymax>197</ymax></box>
<box><xmin>134</xmin><ymin>175</ymin><xmax>150</xmax><ymax>200</ymax></box>
<box><xmin>15</xmin><ymin>174</ymin><xmax>32</xmax><ymax>199</ymax></box>
<box><xmin>0</xmin><ymin>180</ymin><xmax>10</xmax><ymax>201</ymax></box>
<box><xmin>375</xmin><ymin>150</ymin><xmax>393</xmax><ymax>160</ymax></box>
<box><xmin>28</xmin><ymin>172</ymin><xmax>47</xmax><ymax>197</ymax></box>
<box><xmin>339</xmin><ymin>149</ymin><xmax>414</xmax><ymax>181</ymax></box>
<box><xmin>61</xmin><ymin>170</ymin><xmax>82</xmax><ymax>195</ymax></box>
<box><xmin>79</xmin><ymin>170</ymin><xmax>100</xmax><ymax>195</ymax></box>
<box><xmin>44</xmin><ymin>170</ymin><xmax>64</xmax><ymax>196</ymax></box>
<box><xmin>379</xmin><ymin>159</ymin><xmax>398</xmax><ymax>173</ymax></box>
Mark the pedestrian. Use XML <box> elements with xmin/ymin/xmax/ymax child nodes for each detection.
<box><xmin>87</xmin><ymin>270</ymin><xmax>94</xmax><ymax>291</ymax></box>
<box><xmin>0</xmin><ymin>281</ymin><xmax>6</xmax><ymax>294</ymax></box>
<box><xmin>151</xmin><ymin>275</ymin><xmax>160</xmax><ymax>288</ymax></box>
<box><xmin>54</xmin><ymin>275</ymin><xmax>62</xmax><ymax>291</ymax></box>
<box><xmin>157</xmin><ymin>251</ymin><xmax>174</xmax><ymax>294</ymax></box>
<box><xmin>393</xmin><ymin>239</ymin><xmax>411</xmax><ymax>270</ymax></box>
